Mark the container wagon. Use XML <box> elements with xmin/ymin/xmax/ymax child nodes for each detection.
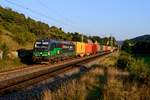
<box><xmin>74</xmin><ymin>42</ymin><xmax>86</xmax><ymax>57</ymax></box>
<box><xmin>92</xmin><ymin>44</ymin><xmax>97</xmax><ymax>54</ymax></box>
<box><xmin>85</xmin><ymin>43</ymin><xmax>93</xmax><ymax>55</ymax></box>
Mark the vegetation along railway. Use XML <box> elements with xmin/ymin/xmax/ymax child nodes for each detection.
<box><xmin>0</xmin><ymin>37</ymin><xmax>117</xmax><ymax>95</ymax></box>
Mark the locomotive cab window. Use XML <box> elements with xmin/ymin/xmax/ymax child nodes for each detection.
<box><xmin>34</xmin><ymin>41</ymin><xmax>49</xmax><ymax>51</ymax></box>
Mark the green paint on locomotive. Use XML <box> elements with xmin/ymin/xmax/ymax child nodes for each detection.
<box><xmin>50</xmin><ymin>48</ymin><xmax>62</xmax><ymax>56</ymax></box>
<box><xmin>33</xmin><ymin>48</ymin><xmax>63</xmax><ymax>57</ymax></box>
<box><xmin>33</xmin><ymin>51</ymin><xmax>50</xmax><ymax>57</ymax></box>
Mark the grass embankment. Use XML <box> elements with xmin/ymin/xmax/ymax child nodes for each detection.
<box><xmin>0</xmin><ymin>58</ymin><xmax>25</xmax><ymax>72</ymax></box>
<box><xmin>41</xmin><ymin>52</ymin><xmax>150</xmax><ymax>100</ymax></box>
<box><xmin>42</xmin><ymin>66</ymin><xmax>105</xmax><ymax>100</ymax></box>
<box><xmin>0</xmin><ymin>29</ymin><xmax>33</xmax><ymax>71</ymax></box>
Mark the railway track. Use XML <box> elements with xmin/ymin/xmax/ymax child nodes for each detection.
<box><xmin>0</xmin><ymin>51</ymin><xmax>111</xmax><ymax>95</ymax></box>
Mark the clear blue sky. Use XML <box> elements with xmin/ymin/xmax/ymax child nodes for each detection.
<box><xmin>0</xmin><ymin>0</ymin><xmax>150</xmax><ymax>40</ymax></box>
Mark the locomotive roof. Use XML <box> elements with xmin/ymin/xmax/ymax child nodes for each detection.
<box><xmin>36</xmin><ymin>39</ymin><xmax>74</xmax><ymax>45</ymax></box>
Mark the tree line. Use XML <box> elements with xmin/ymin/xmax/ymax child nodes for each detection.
<box><xmin>121</xmin><ymin>38</ymin><xmax>150</xmax><ymax>54</ymax></box>
<box><xmin>0</xmin><ymin>6</ymin><xmax>117</xmax><ymax>46</ymax></box>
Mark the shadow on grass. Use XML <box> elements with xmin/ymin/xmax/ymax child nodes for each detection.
<box><xmin>86</xmin><ymin>69</ymin><xmax>108</xmax><ymax>100</ymax></box>
<box><xmin>0</xmin><ymin>66</ymin><xmax>90</xmax><ymax>100</ymax></box>
<box><xmin>17</xmin><ymin>49</ymin><xmax>34</xmax><ymax>65</ymax></box>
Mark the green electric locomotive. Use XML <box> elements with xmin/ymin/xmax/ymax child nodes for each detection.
<box><xmin>33</xmin><ymin>39</ymin><xmax>75</xmax><ymax>63</ymax></box>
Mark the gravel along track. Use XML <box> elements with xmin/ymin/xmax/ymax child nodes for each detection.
<box><xmin>0</xmin><ymin>51</ymin><xmax>111</xmax><ymax>95</ymax></box>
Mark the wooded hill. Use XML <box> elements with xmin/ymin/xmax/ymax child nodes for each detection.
<box><xmin>131</xmin><ymin>34</ymin><xmax>150</xmax><ymax>43</ymax></box>
<box><xmin>122</xmin><ymin>34</ymin><xmax>150</xmax><ymax>54</ymax></box>
<box><xmin>0</xmin><ymin>6</ymin><xmax>116</xmax><ymax>50</ymax></box>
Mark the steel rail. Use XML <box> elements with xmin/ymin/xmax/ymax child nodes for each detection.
<box><xmin>0</xmin><ymin>51</ymin><xmax>110</xmax><ymax>95</ymax></box>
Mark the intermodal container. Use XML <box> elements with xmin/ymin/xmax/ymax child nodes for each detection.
<box><xmin>96</xmin><ymin>44</ymin><xmax>100</xmax><ymax>52</ymax></box>
<box><xmin>103</xmin><ymin>45</ymin><xmax>106</xmax><ymax>51</ymax></box>
<box><xmin>85</xmin><ymin>43</ymin><xmax>93</xmax><ymax>55</ymax></box>
<box><xmin>105</xmin><ymin>46</ymin><xmax>108</xmax><ymax>51</ymax></box>
<box><xmin>92</xmin><ymin>44</ymin><xmax>97</xmax><ymax>54</ymax></box>
<box><xmin>74</xmin><ymin>42</ymin><xmax>86</xmax><ymax>57</ymax></box>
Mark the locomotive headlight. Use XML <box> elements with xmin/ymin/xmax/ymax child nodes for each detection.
<box><xmin>48</xmin><ymin>51</ymin><xmax>50</xmax><ymax>55</ymax></box>
<box><xmin>35</xmin><ymin>44</ymin><xmax>37</xmax><ymax>47</ymax></box>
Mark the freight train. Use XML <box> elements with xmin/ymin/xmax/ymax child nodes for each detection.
<box><xmin>33</xmin><ymin>38</ymin><xmax>115</xmax><ymax>63</ymax></box>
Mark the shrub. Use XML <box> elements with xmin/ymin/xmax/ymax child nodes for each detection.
<box><xmin>121</xmin><ymin>40</ymin><xmax>134</xmax><ymax>54</ymax></box>
<box><xmin>128</xmin><ymin>59</ymin><xmax>150</xmax><ymax>81</ymax></box>
<box><xmin>117</xmin><ymin>52</ymin><xmax>134</xmax><ymax>69</ymax></box>
<box><xmin>25</xmin><ymin>32</ymin><xmax>36</xmax><ymax>42</ymax></box>
<box><xmin>0</xmin><ymin>43</ymin><xmax>9</xmax><ymax>60</ymax></box>
<box><xmin>13</xmin><ymin>32</ymin><xmax>36</xmax><ymax>45</ymax></box>
<box><xmin>117</xmin><ymin>51</ymin><xmax>150</xmax><ymax>81</ymax></box>
<box><xmin>12</xmin><ymin>58</ymin><xmax>21</xmax><ymax>65</ymax></box>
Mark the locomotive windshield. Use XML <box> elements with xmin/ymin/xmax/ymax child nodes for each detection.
<box><xmin>34</xmin><ymin>41</ymin><xmax>49</xmax><ymax>51</ymax></box>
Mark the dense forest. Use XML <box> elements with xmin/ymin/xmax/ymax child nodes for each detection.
<box><xmin>0</xmin><ymin>6</ymin><xmax>117</xmax><ymax>51</ymax></box>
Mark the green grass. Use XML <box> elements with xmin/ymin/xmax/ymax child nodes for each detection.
<box><xmin>136</xmin><ymin>54</ymin><xmax>150</xmax><ymax>65</ymax></box>
<box><xmin>0</xmin><ymin>30</ymin><xmax>34</xmax><ymax>71</ymax></box>
<box><xmin>0</xmin><ymin>58</ymin><xmax>25</xmax><ymax>72</ymax></box>
<box><xmin>117</xmin><ymin>52</ymin><xmax>150</xmax><ymax>81</ymax></box>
